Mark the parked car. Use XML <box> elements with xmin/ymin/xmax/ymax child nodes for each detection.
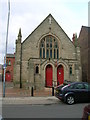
<box><xmin>55</xmin><ymin>82</ymin><xmax>90</xmax><ymax>105</ymax></box>
<box><xmin>82</xmin><ymin>104</ymin><xmax>90</xmax><ymax>120</ymax></box>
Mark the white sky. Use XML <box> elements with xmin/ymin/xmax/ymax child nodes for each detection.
<box><xmin>0</xmin><ymin>0</ymin><xmax>89</xmax><ymax>64</ymax></box>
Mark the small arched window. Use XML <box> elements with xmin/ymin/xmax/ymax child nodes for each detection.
<box><xmin>69</xmin><ymin>66</ymin><xmax>72</xmax><ymax>75</ymax></box>
<box><xmin>8</xmin><ymin>60</ymin><xmax>11</xmax><ymax>66</ymax></box>
<box><xmin>40</xmin><ymin>35</ymin><xmax>59</xmax><ymax>59</ymax></box>
<box><xmin>36</xmin><ymin>66</ymin><xmax>39</xmax><ymax>74</ymax></box>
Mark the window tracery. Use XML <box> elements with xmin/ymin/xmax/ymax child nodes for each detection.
<box><xmin>40</xmin><ymin>35</ymin><xmax>59</xmax><ymax>59</ymax></box>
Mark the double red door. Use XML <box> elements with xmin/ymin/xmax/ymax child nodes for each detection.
<box><xmin>57</xmin><ymin>65</ymin><xmax>64</xmax><ymax>85</ymax></box>
<box><xmin>46</xmin><ymin>65</ymin><xmax>52</xmax><ymax>87</ymax></box>
<box><xmin>46</xmin><ymin>64</ymin><xmax>64</xmax><ymax>87</ymax></box>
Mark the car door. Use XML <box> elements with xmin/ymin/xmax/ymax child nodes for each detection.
<box><xmin>73</xmin><ymin>83</ymin><xmax>86</xmax><ymax>102</ymax></box>
<box><xmin>84</xmin><ymin>83</ymin><xmax>90</xmax><ymax>102</ymax></box>
<box><xmin>88</xmin><ymin>85</ymin><xmax>90</xmax><ymax>102</ymax></box>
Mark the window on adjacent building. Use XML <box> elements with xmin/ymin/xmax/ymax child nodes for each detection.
<box><xmin>8</xmin><ymin>60</ymin><xmax>11</xmax><ymax>66</ymax></box>
<box><xmin>40</xmin><ymin>35</ymin><xmax>59</xmax><ymax>59</ymax></box>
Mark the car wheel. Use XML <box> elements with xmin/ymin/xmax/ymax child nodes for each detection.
<box><xmin>66</xmin><ymin>95</ymin><xmax>75</xmax><ymax>105</ymax></box>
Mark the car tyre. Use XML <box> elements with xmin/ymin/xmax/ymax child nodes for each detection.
<box><xmin>66</xmin><ymin>95</ymin><xmax>75</xmax><ymax>105</ymax></box>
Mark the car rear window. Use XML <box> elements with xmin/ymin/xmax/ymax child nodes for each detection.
<box><xmin>84</xmin><ymin>83</ymin><xmax>90</xmax><ymax>90</ymax></box>
<box><xmin>84</xmin><ymin>83</ymin><xmax>88</xmax><ymax>89</ymax></box>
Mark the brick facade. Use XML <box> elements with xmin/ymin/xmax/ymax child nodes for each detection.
<box><xmin>78</xmin><ymin>26</ymin><xmax>90</xmax><ymax>83</ymax></box>
<box><xmin>3</xmin><ymin>54</ymin><xmax>15</xmax><ymax>82</ymax></box>
<box><xmin>13</xmin><ymin>14</ymin><xmax>82</xmax><ymax>89</ymax></box>
<box><xmin>0</xmin><ymin>64</ymin><xmax>3</xmax><ymax>81</ymax></box>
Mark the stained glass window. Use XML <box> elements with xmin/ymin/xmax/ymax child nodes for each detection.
<box><xmin>50</xmin><ymin>49</ymin><xmax>52</xmax><ymax>58</ymax></box>
<box><xmin>47</xmin><ymin>49</ymin><xmax>49</xmax><ymax>58</ymax></box>
<box><xmin>54</xmin><ymin>49</ymin><xmax>55</xmax><ymax>59</ymax></box>
<box><xmin>43</xmin><ymin>48</ymin><xmax>45</xmax><ymax>58</ymax></box>
<box><xmin>40</xmin><ymin>35</ymin><xmax>59</xmax><ymax>59</ymax></box>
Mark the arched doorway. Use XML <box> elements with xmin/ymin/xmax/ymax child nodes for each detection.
<box><xmin>57</xmin><ymin>65</ymin><xmax>64</xmax><ymax>85</ymax></box>
<box><xmin>46</xmin><ymin>64</ymin><xmax>53</xmax><ymax>87</ymax></box>
<box><xmin>6</xmin><ymin>71</ymin><xmax>11</xmax><ymax>82</ymax></box>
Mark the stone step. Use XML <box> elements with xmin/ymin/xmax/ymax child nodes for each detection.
<box><xmin>5</xmin><ymin>82</ymin><xmax>14</xmax><ymax>88</ymax></box>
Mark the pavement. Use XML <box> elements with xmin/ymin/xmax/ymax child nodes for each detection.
<box><xmin>2</xmin><ymin>96</ymin><xmax>60</xmax><ymax>105</ymax></box>
<box><xmin>0</xmin><ymin>82</ymin><xmax>60</xmax><ymax>105</ymax></box>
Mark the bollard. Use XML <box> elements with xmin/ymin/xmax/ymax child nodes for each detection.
<box><xmin>31</xmin><ymin>87</ymin><xmax>34</xmax><ymax>96</ymax></box>
<box><xmin>52</xmin><ymin>87</ymin><xmax>54</xmax><ymax>96</ymax></box>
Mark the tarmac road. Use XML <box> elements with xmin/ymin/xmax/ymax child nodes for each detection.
<box><xmin>2</xmin><ymin>102</ymin><xmax>88</xmax><ymax>118</ymax></box>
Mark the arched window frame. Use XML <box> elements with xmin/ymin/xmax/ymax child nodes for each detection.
<box><xmin>35</xmin><ymin>65</ymin><xmax>39</xmax><ymax>74</ymax></box>
<box><xmin>69</xmin><ymin>65</ymin><xmax>72</xmax><ymax>75</ymax></box>
<box><xmin>8</xmin><ymin>60</ymin><xmax>11</xmax><ymax>66</ymax></box>
<box><xmin>39</xmin><ymin>35</ymin><xmax>59</xmax><ymax>59</ymax></box>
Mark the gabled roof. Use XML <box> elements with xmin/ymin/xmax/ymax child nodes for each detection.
<box><xmin>78</xmin><ymin>26</ymin><xmax>90</xmax><ymax>38</ymax></box>
<box><xmin>6</xmin><ymin>54</ymin><xmax>15</xmax><ymax>58</ymax></box>
<box><xmin>22</xmin><ymin>14</ymin><xmax>73</xmax><ymax>45</ymax></box>
<box><xmin>78</xmin><ymin>26</ymin><xmax>90</xmax><ymax>48</ymax></box>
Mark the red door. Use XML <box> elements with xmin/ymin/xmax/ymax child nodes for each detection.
<box><xmin>6</xmin><ymin>71</ymin><xmax>11</xmax><ymax>82</ymax></box>
<box><xmin>46</xmin><ymin>64</ymin><xmax>53</xmax><ymax>87</ymax></box>
<box><xmin>57</xmin><ymin>65</ymin><xmax>64</xmax><ymax>85</ymax></box>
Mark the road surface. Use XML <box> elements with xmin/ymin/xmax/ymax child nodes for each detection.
<box><xmin>2</xmin><ymin>102</ymin><xmax>88</xmax><ymax>118</ymax></box>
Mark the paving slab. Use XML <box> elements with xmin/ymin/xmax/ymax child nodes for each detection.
<box><xmin>2</xmin><ymin>96</ymin><xmax>60</xmax><ymax>105</ymax></box>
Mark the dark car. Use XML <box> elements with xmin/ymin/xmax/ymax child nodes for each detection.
<box><xmin>82</xmin><ymin>104</ymin><xmax>90</xmax><ymax>120</ymax></box>
<box><xmin>55</xmin><ymin>82</ymin><xmax>90</xmax><ymax>105</ymax></box>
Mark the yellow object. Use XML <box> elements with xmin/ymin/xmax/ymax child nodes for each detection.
<box><xmin>88</xmin><ymin>115</ymin><xmax>90</xmax><ymax>120</ymax></box>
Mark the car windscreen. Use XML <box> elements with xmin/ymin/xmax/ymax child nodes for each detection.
<box><xmin>61</xmin><ymin>84</ymin><xmax>69</xmax><ymax>90</ymax></box>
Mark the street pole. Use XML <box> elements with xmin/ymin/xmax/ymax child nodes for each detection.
<box><xmin>3</xmin><ymin>0</ymin><xmax>10</xmax><ymax>97</ymax></box>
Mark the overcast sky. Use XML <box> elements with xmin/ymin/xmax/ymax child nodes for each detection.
<box><xmin>0</xmin><ymin>0</ymin><xmax>89</xmax><ymax>64</ymax></box>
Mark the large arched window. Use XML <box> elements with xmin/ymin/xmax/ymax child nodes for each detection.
<box><xmin>40</xmin><ymin>35</ymin><xmax>59</xmax><ymax>59</ymax></box>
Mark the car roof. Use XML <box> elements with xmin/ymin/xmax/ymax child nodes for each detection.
<box><xmin>69</xmin><ymin>82</ymin><xmax>89</xmax><ymax>85</ymax></box>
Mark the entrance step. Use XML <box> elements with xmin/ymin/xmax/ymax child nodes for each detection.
<box><xmin>5</xmin><ymin>82</ymin><xmax>14</xmax><ymax>88</ymax></box>
<box><xmin>34</xmin><ymin>87</ymin><xmax>54</xmax><ymax>97</ymax></box>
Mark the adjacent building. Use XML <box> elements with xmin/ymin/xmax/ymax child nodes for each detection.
<box><xmin>13</xmin><ymin>14</ymin><xmax>82</xmax><ymax>90</ymax></box>
<box><xmin>0</xmin><ymin>64</ymin><xmax>2</xmax><ymax>81</ymax></box>
<box><xmin>78</xmin><ymin>26</ymin><xmax>90</xmax><ymax>83</ymax></box>
<box><xmin>4</xmin><ymin>54</ymin><xmax>15</xmax><ymax>82</ymax></box>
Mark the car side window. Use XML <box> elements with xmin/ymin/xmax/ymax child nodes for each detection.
<box><xmin>74</xmin><ymin>83</ymin><xmax>84</xmax><ymax>89</ymax></box>
<box><xmin>84</xmin><ymin>84</ymin><xmax>88</xmax><ymax>89</ymax></box>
